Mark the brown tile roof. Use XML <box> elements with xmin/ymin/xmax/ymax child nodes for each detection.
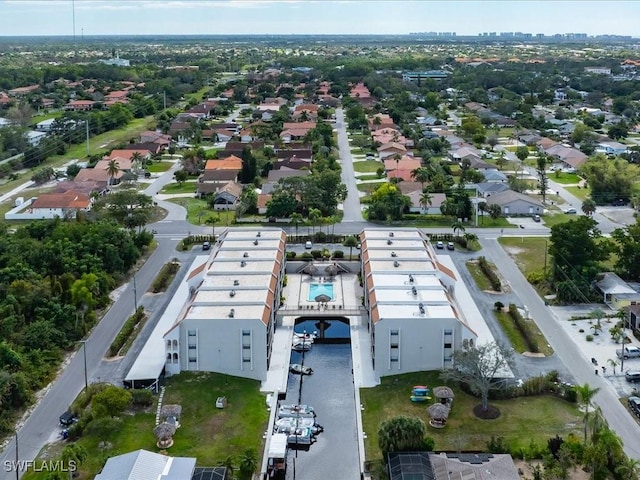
<box><xmin>32</xmin><ymin>191</ymin><xmax>91</xmax><ymax>209</ymax></box>
<box><xmin>205</xmin><ymin>155</ymin><xmax>242</xmax><ymax>171</ymax></box>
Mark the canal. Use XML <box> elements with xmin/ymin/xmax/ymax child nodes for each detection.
<box><xmin>284</xmin><ymin>319</ymin><xmax>359</xmax><ymax>480</ymax></box>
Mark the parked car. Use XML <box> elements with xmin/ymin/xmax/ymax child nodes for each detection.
<box><xmin>533</xmin><ymin>214</ymin><xmax>541</xmax><ymax>222</ymax></box>
<box><xmin>626</xmin><ymin>371</ymin><xmax>640</xmax><ymax>383</ymax></box>
<box><xmin>202</xmin><ymin>241</ymin><xmax>211</xmax><ymax>251</ymax></box>
<box><xmin>435</xmin><ymin>241</ymin><xmax>444</xmax><ymax>250</ymax></box>
<box><xmin>59</xmin><ymin>411</ymin><xmax>77</xmax><ymax>427</ymax></box>
<box><xmin>565</xmin><ymin>208</ymin><xmax>577</xmax><ymax>214</ymax></box>
<box><xmin>628</xmin><ymin>396</ymin><xmax>640</xmax><ymax>415</ymax></box>
<box><xmin>305</xmin><ymin>241</ymin><xmax>313</xmax><ymax>249</ymax></box>
<box><xmin>612</xmin><ymin>199</ymin><xmax>627</xmax><ymax>206</ymax></box>
<box><xmin>616</xmin><ymin>345</ymin><xmax>640</xmax><ymax>359</ymax></box>
<box><xmin>446</xmin><ymin>242</ymin><xmax>455</xmax><ymax>251</ymax></box>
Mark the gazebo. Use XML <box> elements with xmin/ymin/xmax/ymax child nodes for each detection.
<box><xmin>324</xmin><ymin>264</ymin><xmax>338</xmax><ymax>278</ymax></box>
<box><xmin>160</xmin><ymin>404</ymin><xmax>182</xmax><ymax>423</ymax></box>
<box><xmin>153</xmin><ymin>422</ymin><xmax>177</xmax><ymax>448</ymax></box>
<box><xmin>304</xmin><ymin>264</ymin><xmax>318</xmax><ymax>276</ymax></box>
<box><xmin>427</xmin><ymin>403</ymin><xmax>451</xmax><ymax>428</ymax></box>
<box><xmin>433</xmin><ymin>386</ymin><xmax>455</xmax><ymax>406</ymax></box>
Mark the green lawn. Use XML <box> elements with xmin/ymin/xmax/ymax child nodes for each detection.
<box><xmin>160</xmin><ymin>181</ymin><xmax>198</xmax><ymax>194</ymax></box>
<box><xmin>565</xmin><ymin>185</ymin><xmax>590</xmax><ymax>200</ymax></box>
<box><xmin>475</xmin><ymin>216</ymin><xmax>514</xmax><ymax>228</ymax></box>
<box><xmin>168</xmin><ymin>197</ymin><xmax>235</xmax><ymax>226</ymax></box>
<box><xmin>542</xmin><ymin>212</ymin><xmax>576</xmax><ymax>227</ymax></box>
<box><xmin>23</xmin><ymin>373</ymin><xmax>268</xmax><ymax>480</ymax></box>
<box><xmin>146</xmin><ymin>161</ymin><xmax>174</xmax><ymax>173</ymax></box>
<box><xmin>499</xmin><ymin>237</ymin><xmax>550</xmax><ymax>277</ymax></box>
<box><xmin>360</xmin><ymin>372</ymin><xmax>581</xmax><ymax>463</ymax></box>
<box><xmin>466</xmin><ymin>260</ymin><xmax>493</xmax><ymax>291</ymax></box>
<box><xmin>549</xmin><ymin>172</ymin><xmax>581</xmax><ymax>185</ymax></box>
<box><xmin>353</xmin><ymin>160</ymin><xmax>383</xmax><ymax>173</ymax></box>
<box><xmin>357</xmin><ymin>174</ymin><xmax>383</xmax><ymax>181</ymax></box>
<box><xmin>30</xmin><ymin>111</ymin><xmax>62</xmax><ymax>126</ymax></box>
<box><xmin>357</xmin><ymin>182</ymin><xmax>386</xmax><ymax>194</ymax></box>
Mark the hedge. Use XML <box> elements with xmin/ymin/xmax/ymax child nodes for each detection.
<box><xmin>109</xmin><ymin>306</ymin><xmax>146</xmax><ymax>357</ymax></box>
<box><xmin>508</xmin><ymin>303</ymin><xmax>539</xmax><ymax>353</ymax></box>
<box><xmin>478</xmin><ymin>256</ymin><xmax>501</xmax><ymax>291</ymax></box>
<box><xmin>151</xmin><ymin>260</ymin><xmax>180</xmax><ymax>293</ymax></box>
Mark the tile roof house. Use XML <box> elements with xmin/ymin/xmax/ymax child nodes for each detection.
<box><xmin>280</xmin><ymin>121</ymin><xmax>317</xmax><ymax>143</ymax></box>
<box><xmin>544</xmin><ymin>144</ymin><xmax>588</xmax><ymax>169</ymax></box>
<box><xmin>377</xmin><ymin>142</ymin><xmax>407</xmax><ymax>160</ymax></box>
<box><xmin>65</xmin><ymin>100</ymin><xmax>96</xmax><ymax>111</ymax></box>
<box><xmin>293</xmin><ymin>104</ymin><xmax>319</xmax><ymax>121</ymax></box>
<box><xmin>406</xmin><ymin>191</ymin><xmax>447</xmax><ymax>214</ymax></box>
<box><xmin>139</xmin><ymin>131</ymin><xmax>172</xmax><ymax>146</ymax></box>
<box><xmin>30</xmin><ymin>191</ymin><xmax>92</xmax><ymax>219</ymax></box>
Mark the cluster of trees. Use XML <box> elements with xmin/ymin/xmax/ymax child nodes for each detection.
<box><xmin>0</xmin><ymin>219</ymin><xmax>150</xmax><ymax>434</ymax></box>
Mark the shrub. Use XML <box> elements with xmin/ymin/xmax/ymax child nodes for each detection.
<box><xmin>301</xmin><ymin>252</ymin><xmax>313</xmax><ymax>260</ymax></box>
<box><xmin>332</xmin><ymin>250</ymin><xmax>344</xmax><ymax>259</ymax></box>
<box><xmin>486</xmin><ymin>435</ymin><xmax>510</xmax><ymax>454</ymax></box>
<box><xmin>151</xmin><ymin>260</ymin><xmax>180</xmax><ymax>293</ymax></box>
<box><xmin>132</xmin><ymin>389</ymin><xmax>153</xmax><ymax>407</ymax></box>
<box><xmin>310</xmin><ymin>250</ymin><xmax>322</xmax><ymax>259</ymax></box>
<box><xmin>494</xmin><ymin>301</ymin><xmax>504</xmax><ymax>311</ymax></box>
<box><xmin>478</xmin><ymin>256</ymin><xmax>501</xmax><ymax>291</ymax></box>
<box><xmin>314</xmin><ymin>231</ymin><xmax>327</xmax><ymax>242</ymax></box>
<box><xmin>109</xmin><ymin>307</ymin><xmax>146</xmax><ymax>357</ymax></box>
<box><xmin>508</xmin><ymin>304</ymin><xmax>539</xmax><ymax>353</ymax></box>
<box><xmin>586</xmin><ymin>334</ymin><xmax>594</xmax><ymax>342</ymax></box>
<box><xmin>286</xmin><ymin>251</ymin><xmax>297</xmax><ymax>260</ymax></box>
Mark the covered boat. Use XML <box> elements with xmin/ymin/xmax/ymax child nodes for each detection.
<box><xmin>286</xmin><ymin>427</ymin><xmax>315</xmax><ymax>446</ymax></box>
<box><xmin>278</xmin><ymin>404</ymin><xmax>316</xmax><ymax>418</ymax></box>
<box><xmin>290</xmin><ymin>363</ymin><xmax>313</xmax><ymax>375</ymax></box>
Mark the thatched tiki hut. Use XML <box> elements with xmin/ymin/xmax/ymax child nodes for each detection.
<box><xmin>324</xmin><ymin>264</ymin><xmax>338</xmax><ymax>278</ymax></box>
<box><xmin>153</xmin><ymin>422</ymin><xmax>177</xmax><ymax>448</ymax></box>
<box><xmin>160</xmin><ymin>404</ymin><xmax>182</xmax><ymax>423</ymax></box>
<box><xmin>433</xmin><ymin>386</ymin><xmax>455</xmax><ymax>406</ymax></box>
<box><xmin>304</xmin><ymin>264</ymin><xmax>318</xmax><ymax>276</ymax></box>
<box><xmin>427</xmin><ymin>403</ymin><xmax>451</xmax><ymax>428</ymax></box>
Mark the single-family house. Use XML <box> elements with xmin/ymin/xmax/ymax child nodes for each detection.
<box><xmin>405</xmin><ymin>190</ymin><xmax>447</xmax><ymax>214</ymax></box>
<box><xmin>544</xmin><ymin>144</ymin><xmax>588</xmax><ymax>170</ymax></box>
<box><xmin>257</xmin><ymin>193</ymin><xmax>272</xmax><ymax>214</ymax></box>
<box><xmin>387</xmin><ymin>452</ymin><xmax>519</xmax><ymax>480</ymax></box>
<box><xmin>449</xmin><ymin>145</ymin><xmax>482</xmax><ymax>163</ymax></box>
<box><xmin>484</xmin><ymin>190</ymin><xmax>543</xmax><ymax>216</ymax></box>
<box><xmin>65</xmin><ymin>100</ymin><xmax>95</xmax><ymax>111</ymax></box>
<box><xmin>473</xmin><ymin>182</ymin><xmax>511</xmax><ymax>198</ymax></box>
<box><xmin>597</xmin><ymin>140</ymin><xmax>628</xmax><ymax>156</ymax></box>
<box><xmin>95</xmin><ymin>450</ymin><xmax>199</xmax><ymax>480</ymax></box>
<box><xmin>26</xmin><ymin>130</ymin><xmax>46</xmax><ymax>147</ymax></box>
<box><xmin>8</xmin><ymin>85</ymin><xmax>39</xmax><ymax>97</ymax></box>
<box><xmin>139</xmin><ymin>131</ymin><xmax>172</xmax><ymax>147</ymax></box>
<box><xmin>293</xmin><ymin>104</ymin><xmax>319</xmax><ymax>121</ymax></box>
<box><xmin>211</xmin><ymin>182</ymin><xmax>243</xmax><ymax>211</ymax></box>
<box><xmin>30</xmin><ymin>191</ymin><xmax>92</xmax><ymax>219</ymax></box>
<box><xmin>377</xmin><ymin>142</ymin><xmax>407</xmax><ymax>160</ymax></box>
<box><xmin>280</xmin><ymin>121</ymin><xmax>316</xmax><ymax>143</ymax></box>
<box><xmin>593</xmin><ymin>272</ymin><xmax>640</xmax><ymax>309</ymax></box>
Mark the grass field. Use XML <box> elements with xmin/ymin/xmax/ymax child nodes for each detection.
<box><xmin>353</xmin><ymin>160</ymin><xmax>383</xmax><ymax>173</ymax></box>
<box><xmin>565</xmin><ymin>185</ymin><xmax>590</xmax><ymax>200</ymax></box>
<box><xmin>357</xmin><ymin>174</ymin><xmax>382</xmax><ymax>181</ymax></box>
<box><xmin>160</xmin><ymin>181</ymin><xmax>197</xmax><ymax>194</ymax></box>
<box><xmin>542</xmin><ymin>212</ymin><xmax>576</xmax><ymax>227</ymax></box>
<box><xmin>549</xmin><ymin>172</ymin><xmax>581</xmax><ymax>185</ymax></box>
<box><xmin>466</xmin><ymin>260</ymin><xmax>493</xmax><ymax>291</ymax></box>
<box><xmin>499</xmin><ymin>237</ymin><xmax>549</xmax><ymax>277</ymax></box>
<box><xmin>23</xmin><ymin>373</ymin><xmax>268</xmax><ymax>480</ymax></box>
<box><xmin>360</xmin><ymin>372</ymin><xmax>581</xmax><ymax>463</ymax></box>
<box><xmin>495</xmin><ymin>310</ymin><xmax>554</xmax><ymax>356</ymax></box>
<box><xmin>167</xmin><ymin>197</ymin><xmax>235</xmax><ymax>226</ymax></box>
<box><xmin>357</xmin><ymin>182</ymin><xmax>385</xmax><ymax>194</ymax></box>
<box><xmin>146</xmin><ymin>161</ymin><xmax>174</xmax><ymax>173</ymax></box>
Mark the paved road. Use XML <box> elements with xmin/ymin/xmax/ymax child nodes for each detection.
<box><xmin>335</xmin><ymin>108</ymin><xmax>364</xmax><ymax>223</ymax></box>
<box><xmin>479</xmin><ymin>237</ymin><xmax>640</xmax><ymax>460</ymax></box>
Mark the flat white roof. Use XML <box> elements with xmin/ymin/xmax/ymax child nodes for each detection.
<box><xmin>215</xmin><ymin>250</ymin><xmax>279</xmax><ymax>261</ymax></box>
<box><xmin>367</xmin><ymin>259</ymin><xmax>434</xmax><ymax>272</ymax></box>
<box><xmin>218</xmin><ymin>239</ymin><xmax>282</xmax><ymax>250</ymax></box>
<box><xmin>193</xmin><ymin>288</ymin><xmax>268</xmax><ymax>305</ymax></box>
<box><xmin>125</xmin><ymin>255</ymin><xmax>209</xmax><ymax>382</ymax></box>
<box><xmin>365</xmin><ymin>239</ymin><xmax>427</xmax><ymax>250</ymax></box>
<box><xmin>374</xmin><ymin>288</ymin><xmax>450</xmax><ymax>304</ymax></box>
<box><xmin>222</xmin><ymin>229</ymin><xmax>283</xmax><ymax>240</ymax></box>
<box><xmin>207</xmin><ymin>260</ymin><xmax>274</xmax><ymax>273</ymax></box>
<box><xmin>200</xmin><ymin>273</ymin><xmax>273</xmax><ymax>289</ymax></box>
<box><xmin>362</xmin><ymin>229</ymin><xmax>423</xmax><ymax>240</ymax></box>
<box><xmin>186</xmin><ymin>303</ymin><xmax>266</xmax><ymax>321</ymax></box>
<box><xmin>378</xmin><ymin>302</ymin><xmax>456</xmax><ymax>320</ymax></box>
<box><xmin>371</xmin><ymin>273</ymin><xmax>441</xmax><ymax>288</ymax></box>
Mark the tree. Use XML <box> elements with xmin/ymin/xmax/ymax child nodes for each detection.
<box><xmin>419</xmin><ymin>191</ymin><xmax>433</xmax><ymax>214</ymax></box>
<box><xmin>378</xmin><ymin>416</ymin><xmax>434</xmax><ymax>461</ymax></box>
<box><xmin>616</xmin><ymin>457</ymin><xmax>640</xmax><ymax>480</ymax></box>
<box><xmin>611</xmin><ymin>219</ymin><xmax>640</xmax><ymax>281</ymax></box>
<box><xmin>62</xmin><ymin>443</ymin><xmax>87</xmax><ymax>472</ymax></box>
<box><xmin>410</xmin><ymin>167</ymin><xmax>430</xmax><ymax>189</ymax></box>
<box><xmin>367</xmin><ymin>183</ymin><xmax>410</xmax><ymax>221</ymax></box>
<box><xmin>487</xmin><ymin>204</ymin><xmax>502</xmax><ymax>220</ymax></box>
<box><xmin>607</xmin><ymin>358</ymin><xmax>619</xmax><ymax>375</ymax></box>
<box><xmin>582</xmin><ymin>198</ymin><xmax>596</xmax><ymax>217</ymax></box>
<box><xmin>239</xmin><ymin>146</ymin><xmax>257</xmax><ymax>184</ymax></box>
<box><xmin>238</xmin><ymin>448</ymin><xmax>257</xmax><ymax>480</ymax></box>
<box><xmin>451</xmin><ymin>220</ymin><xmax>465</xmax><ymax>237</ymax></box>
<box><xmin>308</xmin><ymin>208</ymin><xmax>321</xmax><ymax>236</ymax></box>
<box><xmin>343</xmin><ymin>235</ymin><xmax>359</xmax><ymax>260</ymax></box>
<box><xmin>495</xmin><ymin>151</ymin><xmax>507</xmax><ymax>171</ymax></box>
<box><xmin>575</xmin><ymin>383</ymin><xmax>600</xmax><ymax>442</ymax></box>
<box><xmin>486</xmin><ymin>136</ymin><xmax>498</xmax><ymax>151</ymax></box>
<box><xmin>515</xmin><ymin>146</ymin><xmax>529</xmax><ymax>163</ymax></box>
<box><xmin>581</xmin><ymin>154</ymin><xmax>637</xmax><ymax>205</ymax></box>
<box><xmin>265</xmin><ymin>192</ymin><xmax>297</xmax><ymax>219</ymax></box>
<box><xmin>440</xmin><ymin>342</ymin><xmax>513</xmax><ymax>415</ymax></box>
<box><xmin>174</xmin><ymin>169</ymin><xmax>188</xmax><ymax>185</ymax></box>
<box><xmin>85</xmin><ymin>416</ymin><xmax>123</xmax><ymax>443</ymax></box>
<box><xmin>536</xmin><ymin>151</ymin><xmax>548</xmax><ymax>203</ymax></box>
<box><xmin>91</xmin><ymin>385</ymin><xmax>132</xmax><ymax>418</ymax></box>
<box><xmin>106</xmin><ymin>159</ymin><xmax>120</xmax><ymax>186</ymax></box>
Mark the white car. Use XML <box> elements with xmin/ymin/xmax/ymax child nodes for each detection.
<box><xmin>305</xmin><ymin>241</ymin><xmax>312</xmax><ymax>249</ymax></box>
<box><xmin>565</xmin><ymin>208</ymin><xmax>577</xmax><ymax>215</ymax></box>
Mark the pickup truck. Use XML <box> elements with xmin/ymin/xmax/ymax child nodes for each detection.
<box><xmin>616</xmin><ymin>345</ymin><xmax>640</xmax><ymax>359</ymax></box>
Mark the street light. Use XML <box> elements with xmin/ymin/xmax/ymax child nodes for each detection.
<box><xmin>79</xmin><ymin>340</ymin><xmax>88</xmax><ymax>391</ymax></box>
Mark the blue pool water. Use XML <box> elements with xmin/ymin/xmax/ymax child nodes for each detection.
<box><xmin>307</xmin><ymin>283</ymin><xmax>334</xmax><ymax>302</ymax></box>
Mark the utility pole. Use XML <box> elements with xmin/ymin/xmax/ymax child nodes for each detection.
<box><xmin>80</xmin><ymin>341</ymin><xmax>88</xmax><ymax>391</ymax></box>
<box><xmin>15</xmin><ymin>432</ymin><xmax>19</xmax><ymax>480</ymax></box>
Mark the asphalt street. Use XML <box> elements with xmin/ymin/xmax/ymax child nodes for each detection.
<box><xmin>335</xmin><ymin>108</ymin><xmax>365</xmax><ymax>223</ymax></box>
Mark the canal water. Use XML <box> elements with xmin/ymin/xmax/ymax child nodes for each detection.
<box><xmin>284</xmin><ymin>319</ymin><xmax>359</xmax><ymax>480</ymax></box>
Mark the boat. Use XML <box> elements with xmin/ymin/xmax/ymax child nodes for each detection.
<box><xmin>289</xmin><ymin>363</ymin><xmax>313</xmax><ymax>375</ymax></box>
<box><xmin>275</xmin><ymin>417</ymin><xmax>324</xmax><ymax>435</ymax></box>
<box><xmin>286</xmin><ymin>427</ymin><xmax>316</xmax><ymax>446</ymax></box>
<box><xmin>293</xmin><ymin>331</ymin><xmax>318</xmax><ymax>343</ymax></box>
<box><xmin>410</xmin><ymin>385</ymin><xmax>432</xmax><ymax>402</ymax></box>
<box><xmin>277</xmin><ymin>404</ymin><xmax>316</xmax><ymax>418</ymax></box>
<box><xmin>267</xmin><ymin>433</ymin><xmax>288</xmax><ymax>478</ymax></box>
<box><xmin>292</xmin><ymin>341</ymin><xmax>312</xmax><ymax>352</ymax></box>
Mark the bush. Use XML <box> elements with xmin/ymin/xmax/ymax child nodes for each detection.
<box><xmin>301</xmin><ymin>252</ymin><xmax>313</xmax><ymax>260</ymax></box>
<box><xmin>314</xmin><ymin>231</ymin><xmax>327</xmax><ymax>242</ymax></box>
<box><xmin>332</xmin><ymin>250</ymin><xmax>344</xmax><ymax>259</ymax></box>
<box><xmin>286</xmin><ymin>251</ymin><xmax>297</xmax><ymax>260</ymax></box>
<box><xmin>109</xmin><ymin>307</ymin><xmax>146</xmax><ymax>356</ymax></box>
<box><xmin>478</xmin><ymin>256</ymin><xmax>501</xmax><ymax>291</ymax></box>
<box><xmin>586</xmin><ymin>334</ymin><xmax>594</xmax><ymax>342</ymax></box>
<box><xmin>494</xmin><ymin>301</ymin><xmax>504</xmax><ymax>311</ymax></box>
<box><xmin>508</xmin><ymin>304</ymin><xmax>539</xmax><ymax>353</ymax></box>
<box><xmin>132</xmin><ymin>389</ymin><xmax>153</xmax><ymax>407</ymax></box>
<box><xmin>310</xmin><ymin>250</ymin><xmax>322</xmax><ymax>259</ymax></box>
<box><xmin>151</xmin><ymin>260</ymin><xmax>180</xmax><ymax>293</ymax></box>
<box><xmin>486</xmin><ymin>435</ymin><xmax>510</xmax><ymax>454</ymax></box>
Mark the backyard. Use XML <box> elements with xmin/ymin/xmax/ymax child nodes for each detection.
<box><xmin>360</xmin><ymin>372</ymin><xmax>581</xmax><ymax>464</ymax></box>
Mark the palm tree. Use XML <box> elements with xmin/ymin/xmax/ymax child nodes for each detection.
<box><xmin>238</xmin><ymin>448</ymin><xmax>257</xmax><ymax>480</ymax></box>
<box><xmin>607</xmin><ymin>358</ymin><xmax>619</xmax><ymax>375</ymax></box>
<box><xmin>419</xmin><ymin>191</ymin><xmax>433</xmax><ymax>214</ymax></box>
<box><xmin>575</xmin><ymin>383</ymin><xmax>601</xmax><ymax>442</ymax></box>
<box><xmin>582</xmin><ymin>198</ymin><xmax>596</xmax><ymax>217</ymax></box>
<box><xmin>130</xmin><ymin>151</ymin><xmax>143</xmax><ymax>170</ymax></box>
<box><xmin>393</xmin><ymin>153</ymin><xmax>401</xmax><ymax>179</ymax></box>
<box><xmin>290</xmin><ymin>212</ymin><xmax>303</xmax><ymax>239</ymax></box>
<box><xmin>410</xmin><ymin>167</ymin><xmax>430</xmax><ymax>190</ymax></box>
<box><xmin>616</xmin><ymin>457</ymin><xmax>640</xmax><ymax>480</ymax></box>
<box><xmin>217</xmin><ymin>455</ymin><xmax>235</xmax><ymax>479</ymax></box>
<box><xmin>343</xmin><ymin>235</ymin><xmax>359</xmax><ymax>260</ymax></box>
<box><xmin>62</xmin><ymin>443</ymin><xmax>87</xmax><ymax>476</ymax></box>
<box><xmin>451</xmin><ymin>220</ymin><xmax>465</xmax><ymax>238</ymax></box>
<box><xmin>308</xmin><ymin>208</ymin><xmax>321</xmax><ymax>237</ymax></box>
<box><xmin>106</xmin><ymin>159</ymin><xmax>120</xmax><ymax>186</ymax></box>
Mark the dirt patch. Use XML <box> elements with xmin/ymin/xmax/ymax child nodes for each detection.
<box><xmin>473</xmin><ymin>403</ymin><xmax>501</xmax><ymax>419</ymax></box>
<box><xmin>515</xmin><ymin>460</ymin><xmax>590</xmax><ymax>479</ymax></box>
<box><xmin>504</xmin><ymin>246</ymin><xmax>526</xmax><ymax>256</ymax></box>
<box><xmin>204</xmin><ymin>413</ymin><xmax>226</xmax><ymax>438</ymax></box>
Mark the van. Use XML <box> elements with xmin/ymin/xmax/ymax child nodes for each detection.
<box><xmin>625</xmin><ymin>371</ymin><xmax>640</xmax><ymax>383</ymax></box>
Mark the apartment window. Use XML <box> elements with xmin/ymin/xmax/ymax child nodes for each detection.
<box><xmin>166</xmin><ymin>353</ymin><xmax>172</xmax><ymax>363</ymax></box>
<box><xmin>390</xmin><ymin>348</ymin><xmax>399</xmax><ymax>362</ymax></box>
<box><xmin>166</xmin><ymin>340</ymin><xmax>172</xmax><ymax>349</ymax></box>
<box><xmin>172</xmin><ymin>353</ymin><xmax>179</xmax><ymax>364</ymax></box>
<box><xmin>188</xmin><ymin>330</ymin><xmax>196</xmax><ymax>336</ymax></box>
<box><xmin>172</xmin><ymin>340</ymin><xmax>178</xmax><ymax>349</ymax></box>
<box><xmin>188</xmin><ymin>354</ymin><xmax>197</xmax><ymax>363</ymax></box>
<box><xmin>390</xmin><ymin>329</ymin><xmax>399</xmax><ymax>348</ymax></box>
<box><xmin>242</xmin><ymin>330</ymin><xmax>251</xmax><ymax>363</ymax></box>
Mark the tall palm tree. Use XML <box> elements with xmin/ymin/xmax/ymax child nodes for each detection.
<box><xmin>420</xmin><ymin>191</ymin><xmax>433</xmax><ymax>214</ymax></box>
<box><xmin>410</xmin><ymin>167</ymin><xmax>430</xmax><ymax>190</ymax></box>
<box><xmin>238</xmin><ymin>448</ymin><xmax>257</xmax><ymax>479</ymax></box>
<box><xmin>575</xmin><ymin>383</ymin><xmax>601</xmax><ymax>442</ymax></box>
<box><xmin>290</xmin><ymin>212</ymin><xmax>303</xmax><ymax>239</ymax></box>
<box><xmin>343</xmin><ymin>235</ymin><xmax>359</xmax><ymax>260</ymax></box>
<box><xmin>393</xmin><ymin>153</ymin><xmax>401</xmax><ymax>180</ymax></box>
<box><xmin>582</xmin><ymin>198</ymin><xmax>596</xmax><ymax>217</ymax></box>
<box><xmin>106</xmin><ymin>159</ymin><xmax>120</xmax><ymax>186</ymax></box>
<box><xmin>451</xmin><ymin>220</ymin><xmax>465</xmax><ymax>238</ymax></box>
<box><xmin>130</xmin><ymin>151</ymin><xmax>143</xmax><ymax>170</ymax></box>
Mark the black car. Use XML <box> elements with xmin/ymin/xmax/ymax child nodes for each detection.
<box><xmin>59</xmin><ymin>410</ymin><xmax>77</xmax><ymax>427</ymax></box>
<box><xmin>202</xmin><ymin>241</ymin><xmax>211</xmax><ymax>251</ymax></box>
<box><xmin>628</xmin><ymin>396</ymin><xmax>640</xmax><ymax>416</ymax></box>
<box><xmin>612</xmin><ymin>199</ymin><xmax>627</xmax><ymax>206</ymax></box>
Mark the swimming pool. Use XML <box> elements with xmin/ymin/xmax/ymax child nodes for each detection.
<box><xmin>308</xmin><ymin>283</ymin><xmax>334</xmax><ymax>302</ymax></box>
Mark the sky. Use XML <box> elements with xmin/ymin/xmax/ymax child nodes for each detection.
<box><xmin>0</xmin><ymin>0</ymin><xmax>639</xmax><ymax>37</ymax></box>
